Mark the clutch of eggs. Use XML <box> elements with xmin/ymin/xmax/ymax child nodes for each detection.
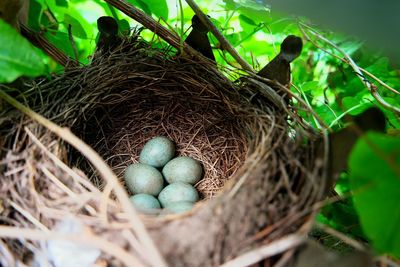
<box><xmin>124</xmin><ymin>136</ymin><xmax>204</xmax><ymax>214</ymax></box>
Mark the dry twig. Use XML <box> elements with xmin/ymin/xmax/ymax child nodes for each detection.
<box><xmin>20</xmin><ymin>24</ymin><xmax>78</xmax><ymax>67</ymax></box>
<box><xmin>219</xmin><ymin>234</ymin><xmax>306</xmax><ymax>267</ymax></box>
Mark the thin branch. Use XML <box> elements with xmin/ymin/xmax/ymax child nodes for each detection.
<box><xmin>9</xmin><ymin>201</ymin><xmax>49</xmax><ymax>232</ymax></box>
<box><xmin>0</xmin><ymin>239</ymin><xmax>16</xmax><ymax>267</ymax></box>
<box><xmin>184</xmin><ymin>0</ymin><xmax>254</xmax><ymax>72</ymax></box>
<box><xmin>103</xmin><ymin>0</ymin><xmax>211</xmax><ymax>63</ymax></box>
<box><xmin>104</xmin><ymin>0</ymin><xmax>253</xmax><ymax>71</ymax></box>
<box><xmin>20</xmin><ymin>24</ymin><xmax>78</xmax><ymax>67</ymax></box>
<box><xmin>103</xmin><ymin>0</ymin><xmax>179</xmax><ymax>50</ymax></box>
<box><xmin>0</xmin><ymin>89</ymin><xmax>168</xmax><ymax>267</ymax></box>
<box><xmin>178</xmin><ymin>0</ymin><xmax>185</xmax><ymax>54</ymax></box>
<box><xmin>362</xmin><ymin>68</ymin><xmax>400</xmax><ymax>95</ymax></box>
<box><xmin>273</xmin><ymin>249</ymin><xmax>296</xmax><ymax>267</ymax></box>
<box><xmin>219</xmin><ymin>234</ymin><xmax>306</xmax><ymax>267</ymax></box>
<box><xmin>299</xmin><ymin>23</ymin><xmax>400</xmax><ymax>115</ymax></box>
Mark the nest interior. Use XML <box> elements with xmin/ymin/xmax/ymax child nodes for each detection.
<box><xmin>0</xmin><ymin>35</ymin><xmax>324</xmax><ymax>267</ymax></box>
<box><xmin>73</xmin><ymin>50</ymin><xmax>251</xmax><ymax>198</ymax></box>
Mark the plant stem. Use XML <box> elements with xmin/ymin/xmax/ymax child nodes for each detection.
<box><xmin>178</xmin><ymin>0</ymin><xmax>185</xmax><ymax>55</ymax></box>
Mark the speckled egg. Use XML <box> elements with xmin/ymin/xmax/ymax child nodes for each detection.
<box><xmin>124</xmin><ymin>163</ymin><xmax>164</xmax><ymax>196</ymax></box>
<box><xmin>158</xmin><ymin>182</ymin><xmax>199</xmax><ymax>207</ymax></box>
<box><xmin>139</xmin><ymin>136</ymin><xmax>175</xmax><ymax>168</ymax></box>
<box><xmin>162</xmin><ymin>156</ymin><xmax>203</xmax><ymax>185</ymax></box>
<box><xmin>164</xmin><ymin>201</ymin><xmax>194</xmax><ymax>214</ymax></box>
<box><xmin>129</xmin><ymin>194</ymin><xmax>161</xmax><ymax>213</ymax></box>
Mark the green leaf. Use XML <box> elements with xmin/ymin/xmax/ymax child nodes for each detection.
<box><xmin>55</xmin><ymin>0</ymin><xmax>68</xmax><ymax>7</ymax></box>
<box><xmin>300</xmin><ymin>81</ymin><xmax>319</xmax><ymax>92</ymax></box>
<box><xmin>349</xmin><ymin>132</ymin><xmax>400</xmax><ymax>257</ymax></box>
<box><xmin>225</xmin><ymin>33</ymin><xmax>241</xmax><ymax>46</ymax></box>
<box><xmin>238</xmin><ymin>14</ymin><xmax>257</xmax><ymax>26</ymax></box>
<box><xmin>335</xmin><ymin>173</ymin><xmax>351</xmax><ymax>194</ymax></box>
<box><xmin>63</xmin><ymin>14</ymin><xmax>87</xmax><ymax>39</ymax></box>
<box><xmin>339</xmin><ymin>40</ymin><xmax>363</xmax><ymax>56</ymax></box>
<box><xmin>143</xmin><ymin>0</ymin><xmax>168</xmax><ymax>19</ymax></box>
<box><xmin>223</xmin><ymin>0</ymin><xmax>270</xmax><ymax>23</ymax></box>
<box><xmin>44</xmin><ymin>31</ymin><xmax>75</xmax><ymax>59</ymax></box>
<box><xmin>127</xmin><ymin>0</ymin><xmax>152</xmax><ymax>17</ymax></box>
<box><xmin>118</xmin><ymin>19</ymin><xmax>131</xmax><ymax>35</ymax></box>
<box><xmin>313</xmin><ymin>105</ymin><xmax>337</xmax><ymax>126</ymax></box>
<box><xmin>319</xmin><ymin>199</ymin><xmax>365</xmax><ymax>238</ymax></box>
<box><xmin>28</xmin><ymin>0</ymin><xmax>44</xmax><ymax>31</ymax></box>
<box><xmin>365</xmin><ymin>57</ymin><xmax>390</xmax><ymax>77</ymax></box>
<box><xmin>210</xmin><ymin>18</ymin><xmax>222</xmax><ymax>29</ymax></box>
<box><xmin>223</xmin><ymin>0</ymin><xmax>238</xmax><ymax>11</ymax></box>
<box><xmin>342</xmin><ymin>96</ymin><xmax>368</xmax><ymax>115</ymax></box>
<box><xmin>385</xmin><ymin>108</ymin><xmax>400</xmax><ymax>129</ymax></box>
<box><xmin>239</xmin><ymin>7</ymin><xmax>270</xmax><ymax>24</ymax></box>
<box><xmin>0</xmin><ymin>19</ymin><xmax>46</xmax><ymax>83</ymax></box>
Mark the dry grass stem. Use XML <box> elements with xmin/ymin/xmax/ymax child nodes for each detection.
<box><xmin>219</xmin><ymin>234</ymin><xmax>306</xmax><ymax>267</ymax></box>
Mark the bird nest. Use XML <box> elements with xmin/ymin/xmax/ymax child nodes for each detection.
<box><xmin>0</xmin><ymin>35</ymin><xmax>325</xmax><ymax>267</ymax></box>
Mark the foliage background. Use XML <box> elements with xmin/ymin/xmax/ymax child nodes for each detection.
<box><xmin>1</xmin><ymin>0</ymin><xmax>399</xmax><ymax>260</ymax></box>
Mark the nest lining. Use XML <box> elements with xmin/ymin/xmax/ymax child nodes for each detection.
<box><xmin>76</xmin><ymin>59</ymin><xmax>254</xmax><ymax>198</ymax></box>
<box><xmin>0</xmin><ymin>35</ymin><xmax>324</xmax><ymax>266</ymax></box>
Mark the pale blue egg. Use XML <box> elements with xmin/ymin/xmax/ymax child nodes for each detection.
<box><xmin>162</xmin><ymin>156</ymin><xmax>203</xmax><ymax>185</ymax></box>
<box><xmin>130</xmin><ymin>194</ymin><xmax>161</xmax><ymax>213</ymax></box>
<box><xmin>164</xmin><ymin>201</ymin><xmax>194</xmax><ymax>214</ymax></box>
<box><xmin>158</xmin><ymin>182</ymin><xmax>199</xmax><ymax>207</ymax></box>
<box><xmin>124</xmin><ymin>163</ymin><xmax>164</xmax><ymax>196</ymax></box>
<box><xmin>139</xmin><ymin>136</ymin><xmax>175</xmax><ymax>168</ymax></box>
